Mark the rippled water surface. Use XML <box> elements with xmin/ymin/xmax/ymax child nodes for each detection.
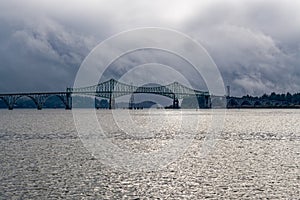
<box><xmin>0</xmin><ymin>109</ymin><xmax>299</xmax><ymax>199</ymax></box>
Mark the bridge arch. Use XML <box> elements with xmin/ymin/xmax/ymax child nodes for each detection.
<box><xmin>73</xmin><ymin>78</ymin><xmax>209</xmax><ymax>109</ymax></box>
<box><xmin>43</xmin><ymin>95</ymin><xmax>67</xmax><ymax>108</ymax></box>
<box><xmin>114</xmin><ymin>93</ymin><xmax>173</xmax><ymax>109</ymax></box>
<box><xmin>132</xmin><ymin>92</ymin><xmax>175</xmax><ymax>99</ymax></box>
<box><xmin>14</xmin><ymin>95</ymin><xmax>38</xmax><ymax>109</ymax></box>
<box><xmin>95</xmin><ymin>91</ymin><xmax>176</xmax><ymax>100</ymax></box>
<box><xmin>264</xmin><ymin>101</ymin><xmax>272</xmax><ymax>106</ymax></box>
<box><xmin>274</xmin><ymin>102</ymin><xmax>281</xmax><ymax>107</ymax></box>
<box><xmin>241</xmin><ymin>100</ymin><xmax>252</xmax><ymax>107</ymax></box>
<box><xmin>254</xmin><ymin>101</ymin><xmax>262</xmax><ymax>107</ymax></box>
<box><xmin>0</xmin><ymin>97</ymin><xmax>9</xmax><ymax>108</ymax></box>
<box><xmin>227</xmin><ymin>99</ymin><xmax>239</xmax><ymax>107</ymax></box>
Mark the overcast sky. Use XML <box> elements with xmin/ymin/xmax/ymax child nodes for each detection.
<box><xmin>0</xmin><ymin>0</ymin><xmax>299</xmax><ymax>96</ymax></box>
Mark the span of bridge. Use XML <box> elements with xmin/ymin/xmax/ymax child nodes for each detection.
<box><xmin>0</xmin><ymin>79</ymin><xmax>210</xmax><ymax>110</ymax></box>
<box><xmin>226</xmin><ymin>97</ymin><xmax>291</xmax><ymax>108</ymax></box>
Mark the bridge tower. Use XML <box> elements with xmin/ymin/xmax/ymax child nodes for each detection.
<box><xmin>108</xmin><ymin>79</ymin><xmax>116</xmax><ymax>109</ymax></box>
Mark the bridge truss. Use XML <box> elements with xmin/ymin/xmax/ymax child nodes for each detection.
<box><xmin>0</xmin><ymin>78</ymin><xmax>294</xmax><ymax>110</ymax></box>
<box><xmin>0</xmin><ymin>79</ymin><xmax>210</xmax><ymax>110</ymax></box>
<box><xmin>71</xmin><ymin>79</ymin><xmax>210</xmax><ymax>109</ymax></box>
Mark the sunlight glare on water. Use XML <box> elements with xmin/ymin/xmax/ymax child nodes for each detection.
<box><xmin>0</xmin><ymin>109</ymin><xmax>299</xmax><ymax>199</ymax></box>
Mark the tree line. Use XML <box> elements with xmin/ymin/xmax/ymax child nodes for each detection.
<box><xmin>241</xmin><ymin>92</ymin><xmax>300</xmax><ymax>104</ymax></box>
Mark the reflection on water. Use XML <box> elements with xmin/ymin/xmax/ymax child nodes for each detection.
<box><xmin>0</xmin><ymin>109</ymin><xmax>299</xmax><ymax>199</ymax></box>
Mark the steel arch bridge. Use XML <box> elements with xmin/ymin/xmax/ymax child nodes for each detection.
<box><xmin>226</xmin><ymin>97</ymin><xmax>291</xmax><ymax>108</ymax></box>
<box><xmin>0</xmin><ymin>79</ymin><xmax>210</xmax><ymax>110</ymax></box>
<box><xmin>71</xmin><ymin>79</ymin><xmax>210</xmax><ymax>109</ymax></box>
<box><xmin>0</xmin><ymin>92</ymin><xmax>72</xmax><ymax>110</ymax></box>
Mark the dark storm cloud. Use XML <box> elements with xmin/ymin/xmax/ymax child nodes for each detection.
<box><xmin>0</xmin><ymin>0</ymin><xmax>299</xmax><ymax>96</ymax></box>
<box><xmin>0</xmin><ymin>0</ymin><xmax>113</xmax><ymax>92</ymax></box>
<box><xmin>184</xmin><ymin>0</ymin><xmax>300</xmax><ymax>96</ymax></box>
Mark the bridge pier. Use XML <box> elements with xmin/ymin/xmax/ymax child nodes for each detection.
<box><xmin>33</xmin><ymin>95</ymin><xmax>47</xmax><ymax>110</ymax></box>
<box><xmin>65</xmin><ymin>93</ymin><xmax>72</xmax><ymax>110</ymax></box>
<box><xmin>109</xmin><ymin>97</ymin><xmax>115</xmax><ymax>109</ymax></box>
<box><xmin>65</xmin><ymin>105</ymin><xmax>72</xmax><ymax>110</ymax></box>
<box><xmin>173</xmin><ymin>96</ymin><xmax>179</xmax><ymax>109</ymax></box>
<box><xmin>204</xmin><ymin>96</ymin><xmax>211</xmax><ymax>108</ymax></box>
<box><xmin>95</xmin><ymin>98</ymin><xmax>100</xmax><ymax>109</ymax></box>
<box><xmin>37</xmin><ymin>104</ymin><xmax>42</xmax><ymax>110</ymax></box>
<box><xmin>5</xmin><ymin>96</ymin><xmax>18</xmax><ymax>110</ymax></box>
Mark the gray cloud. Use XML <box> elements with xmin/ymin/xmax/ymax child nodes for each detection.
<box><xmin>0</xmin><ymin>0</ymin><xmax>299</xmax><ymax>96</ymax></box>
<box><xmin>184</xmin><ymin>0</ymin><xmax>300</xmax><ymax>95</ymax></box>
